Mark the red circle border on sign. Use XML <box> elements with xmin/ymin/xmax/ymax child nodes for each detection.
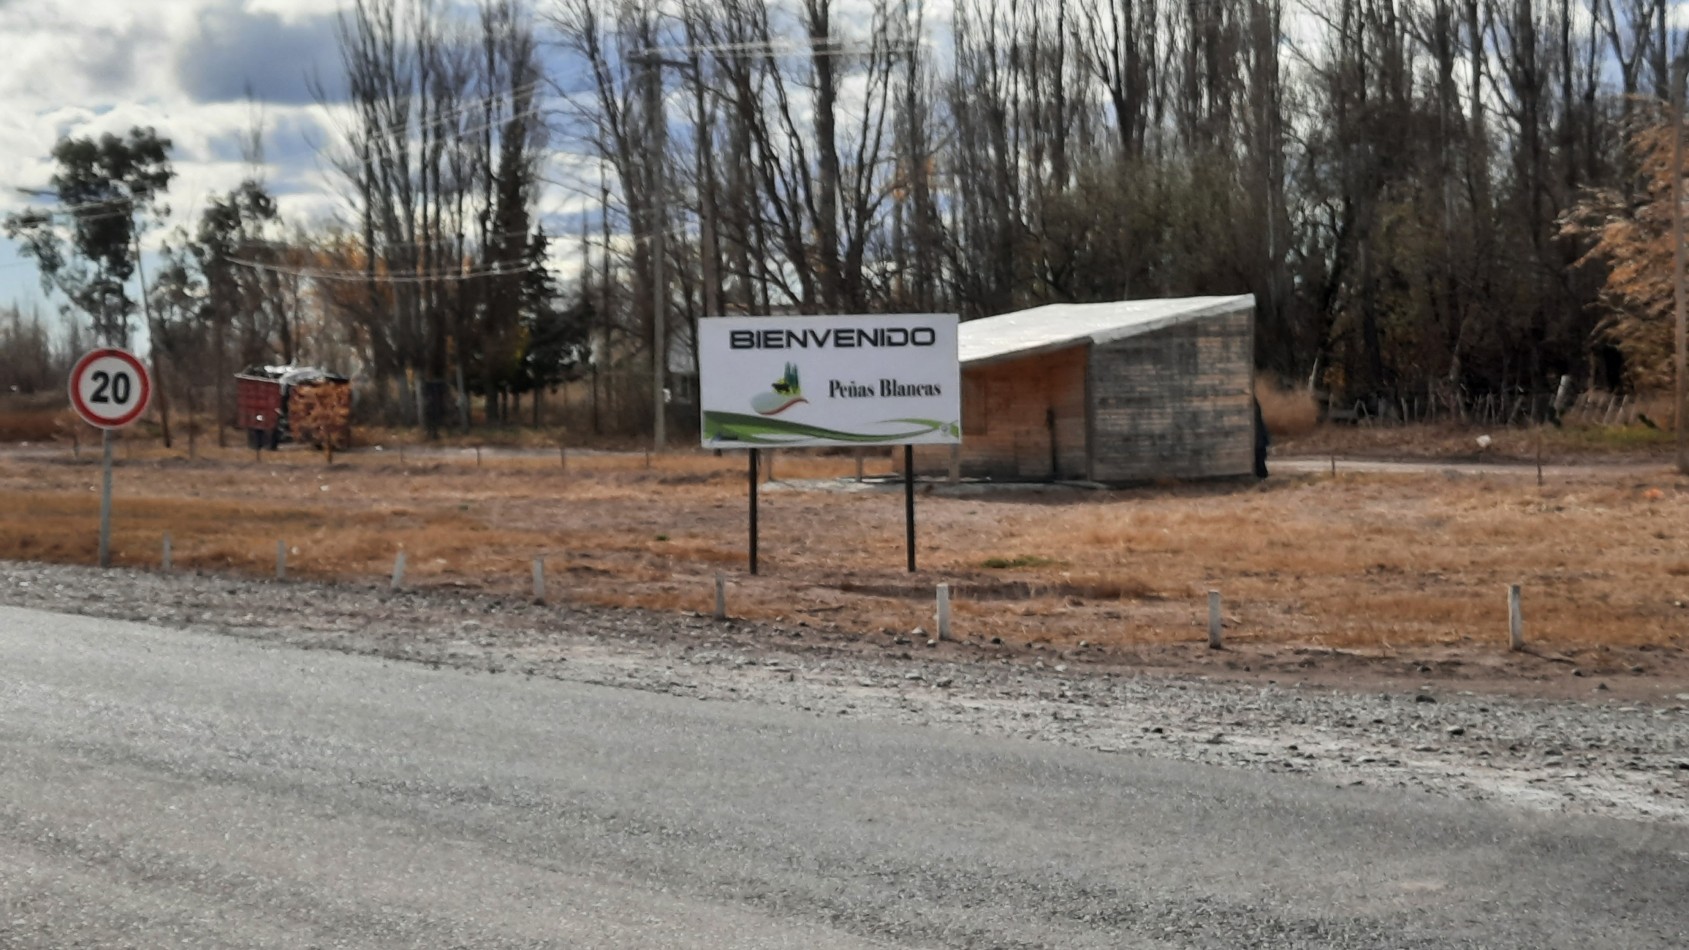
<box><xmin>69</xmin><ymin>348</ymin><xmax>152</xmax><ymax>429</ymax></box>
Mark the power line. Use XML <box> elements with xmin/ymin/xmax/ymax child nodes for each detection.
<box><xmin>239</xmin><ymin>223</ymin><xmax>551</xmax><ymax>255</ymax></box>
<box><xmin>9</xmin><ymin>203</ymin><xmax>136</xmax><ymax>225</ymax></box>
<box><xmin>640</xmin><ymin>39</ymin><xmax>924</xmax><ymax>59</ymax></box>
<box><xmin>10</xmin><ymin>190</ymin><xmax>135</xmax><ymax>217</ymax></box>
<box><xmin>340</xmin><ymin>85</ymin><xmax>550</xmax><ymax>148</ymax></box>
<box><xmin>35</xmin><ymin>208</ymin><xmax>136</xmax><ymax>226</ymax></box>
<box><xmin>222</xmin><ymin>255</ymin><xmax>539</xmax><ymax>284</ymax></box>
<box><xmin>352</xmin><ymin>78</ymin><xmax>546</xmax><ymax>142</ymax></box>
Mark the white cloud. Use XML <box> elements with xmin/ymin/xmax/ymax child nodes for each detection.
<box><xmin>244</xmin><ymin>0</ymin><xmax>348</xmax><ymax>23</ymax></box>
<box><xmin>0</xmin><ymin>0</ymin><xmax>594</xmax><ymax>319</ymax></box>
<box><xmin>0</xmin><ymin>0</ymin><xmax>353</xmax><ymax>312</ymax></box>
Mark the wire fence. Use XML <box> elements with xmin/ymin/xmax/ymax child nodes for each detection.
<box><xmin>1324</xmin><ymin>387</ymin><xmax>1671</xmax><ymax>429</ymax></box>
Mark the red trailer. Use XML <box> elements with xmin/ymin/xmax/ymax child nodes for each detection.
<box><xmin>235</xmin><ymin>366</ymin><xmax>352</xmax><ymax>451</ymax></box>
<box><xmin>235</xmin><ymin>373</ymin><xmax>285</xmax><ymax>450</ymax></box>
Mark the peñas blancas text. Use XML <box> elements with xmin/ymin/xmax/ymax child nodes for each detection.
<box><xmin>828</xmin><ymin>379</ymin><xmax>944</xmax><ymax>398</ymax></box>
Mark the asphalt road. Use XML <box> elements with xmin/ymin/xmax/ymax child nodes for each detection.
<box><xmin>1</xmin><ymin>607</ymin><xmax>1685</xmax><ymax>949</ymax></box>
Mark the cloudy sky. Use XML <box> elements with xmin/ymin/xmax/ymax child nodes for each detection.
<box><xmin>0</xmin><ymin>0</ymin><xmax>896</xmax><ymax>327</ymax></box>
<box><xmin>0</xmin><ymin>0</ymin><xmax>417</xmax><ymax>318</ymax></box>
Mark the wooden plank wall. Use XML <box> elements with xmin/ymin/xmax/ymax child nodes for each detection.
<box><xmin>913</xmin><ymin>345</ymin><xmax>1089</xmax><ymax>479</ymax></box>
<box><xmin>1087</xmin><ymin>310</ymin><xmax>1254</xmax><ymax>482</ymax></box>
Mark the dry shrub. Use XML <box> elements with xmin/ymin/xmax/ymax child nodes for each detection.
<box><xmin>1256</xmin><ymin>377</ymin><xmax>1319</xmax><ymax>438</ymax></box>
<box><xmin>0</xmin><ymin>408</ymin><xmax>65</xmax><ymax>442</ymax></box>
<box><xmin>1065</xmin><ymin>572</ymin><xmax>1160</xmax><ymax>600</ymax></box>
<box><xmin>0</xmin><ymin>393</ymin><xmax>72</xmax><ymax>443</ymax></box>
<box><xmin>290</xmin><ymin>381</ymin><xmax>353</xmax><ymax>457</ymax></box>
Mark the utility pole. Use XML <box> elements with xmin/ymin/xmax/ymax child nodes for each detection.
<box><xmin>631</xmin><ymin>32</ymin><xmax>922</xmax><ymax>454</ymax></box>
<box><xmin>643</xmin><ymin>46</ymin><xmax>668</xmax><ymax>452</ymax></box>
<box><xmin>1674</xmin><ymin>56</ymin><xmax>1688</xmax><ymax>474</ymax></box>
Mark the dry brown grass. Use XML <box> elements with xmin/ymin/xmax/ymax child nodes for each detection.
<box><xmin>1256</xmin><ymin>377</ymin><xmax>1320</xmax><ymax>438</ymax></box>
<box><xmin>2</xmin><ymin>443</ymin><xmax>1685</xmax><ymax>653</ymax></box>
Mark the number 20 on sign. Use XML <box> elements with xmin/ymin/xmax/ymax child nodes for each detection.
<box><xmin>70</xmin><ymin>348</ymin><xmax>152</xmax><ymax>429</ymax></box>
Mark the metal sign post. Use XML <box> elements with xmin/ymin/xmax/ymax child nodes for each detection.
<box><xmin>905</xmin><ymin>445</ymin><xmax>917</xmax><ymax>572</ymax></box>
<box><xmin>748</xmin><ymin>448</ymin><xmax>760</xmax><ymax>575</ymax></box>
<box><xmin>68</xmin><ymin>348</ymin><xmax>153</xmax><ymax>568</ymax></box>
<box><xmin>99</xmin><ymin>430</ymin><xmax>114</xmax><ymax>567</ymax></box>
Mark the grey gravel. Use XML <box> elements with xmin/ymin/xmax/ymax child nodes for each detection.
<box><xmin>2</xmin><ymin>559</ymin><xmax>1686</xmax><ymax>825</ymax></box>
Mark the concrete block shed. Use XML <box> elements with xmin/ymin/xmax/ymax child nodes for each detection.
<box><xmin>912</xmin><ymin>295</ymin><xmax>1256</xmax><ymax>483</ymax></box>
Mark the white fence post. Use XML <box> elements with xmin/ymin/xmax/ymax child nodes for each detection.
<box><xmin>532</xmin><ymin>556</ymin><xmax>546</xmax><ymax>604</ymax></box>
<box><xmin>391</xmin><ymin>550</ymin><xmax>407</xmax><ymax>591</ymax></box>
<box><xmin>936</xmin><ymin>583</ymin><xmax>952</xmax><ymax>641</ymax></box>
<box><xmin>1207</xmin><ymin>590</ymin><xmax>1223</xmax><ymax>649</ymax></box>
<box><xmin>162</xmin><ymin>532</ymin><xmax>172</xmax><ymax>572</ymax></box>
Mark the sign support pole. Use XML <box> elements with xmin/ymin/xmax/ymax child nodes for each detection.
<box><xmin>905</xmin><ymin>445</ymin><xmax>917</xmax><ymax>572</ymax></box>
<box><xmin>68</xmin><ymin>348</ymin><xmax>151</xmax><ymax>570</ymax></box>
<box><xmin>99</xmin><ymin>429</ymin><xmax>114</xmax><ymax>568</ymax></box>
<box><xmin>748</xmin><ymin>448</ymin><xmax>760</xmax><ymax>575</ymax></box>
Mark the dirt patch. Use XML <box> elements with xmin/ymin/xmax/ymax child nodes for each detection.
<box><xmin>1280</xmin><ymin>419</ymin><xmax>1675</xmax><ymax>464</ymax></box>
<box><xmin>835</xmin><ymin>577</ymin><xmax>1159</xmax><ymax>602</ymax></box>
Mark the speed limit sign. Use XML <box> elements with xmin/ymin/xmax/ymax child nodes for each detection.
<box><xmin>69</xmin><ymin>348</ymin><xmax>152</xmax><ymax>429</ymax></box>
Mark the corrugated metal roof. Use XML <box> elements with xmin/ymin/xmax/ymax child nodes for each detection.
<box><xmin>958</xmin><ymin>294</ymin><xmax>1255</xmax><ymax>366</ymax></box>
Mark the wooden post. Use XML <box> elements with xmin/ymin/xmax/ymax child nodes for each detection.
<box><xmin>275</xmin><ymin>540</ymin><xmax>287</xmax><ymax>581</ymax></box>
<box><xmin>1508</xmin><ymin>584</ymin><xmax>1524</xmax><ymax>651</ymax></box>
<box><xmin>936</xmin><ymin>583</ymin><xmax>952</xmax><ymax>641</ymax></box>
<box><xmin>947</xmin><ymin>444</ymin><xmax>960</xmax><ymax>484</ymax></box>
<box><xmin>1207</xmin><ymin>590</ymin><xmax>1223</xmax><ymax>649</ymax></box>
<box><xmin>162</xmin><ymin>532</ymin><xmax>172</xmax><ymax>572</ymax></box>
<box><xmin>532</xmin><ymin>556</ymin><xmax>546</xmax><ymax>604</ymax></box>
<box><xmin>391</xmin><ymin>550</ymin><xmax>407</xmax><ymax>590</ymax></box>
<box><xmin>714</xmin><ymin>573</ymin><xmax>727</xmax><ymax>620</ymax></box>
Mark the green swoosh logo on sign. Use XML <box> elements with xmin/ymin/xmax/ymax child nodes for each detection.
<box><xmin>704</xmin><ymin>411</ymin><xmax>957</xmax><ymax>445</ymax></box>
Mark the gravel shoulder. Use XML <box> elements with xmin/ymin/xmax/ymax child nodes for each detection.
<box><xmin>3</xmin><ymin>559</ymin><xmax>1686</xmax><ymax>826</ymax></box>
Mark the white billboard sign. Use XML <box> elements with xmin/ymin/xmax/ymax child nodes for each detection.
<box><xmin>699</xmin><ymin>314</ymin><xmax>961</xmax><ymax>448</ymax></box>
